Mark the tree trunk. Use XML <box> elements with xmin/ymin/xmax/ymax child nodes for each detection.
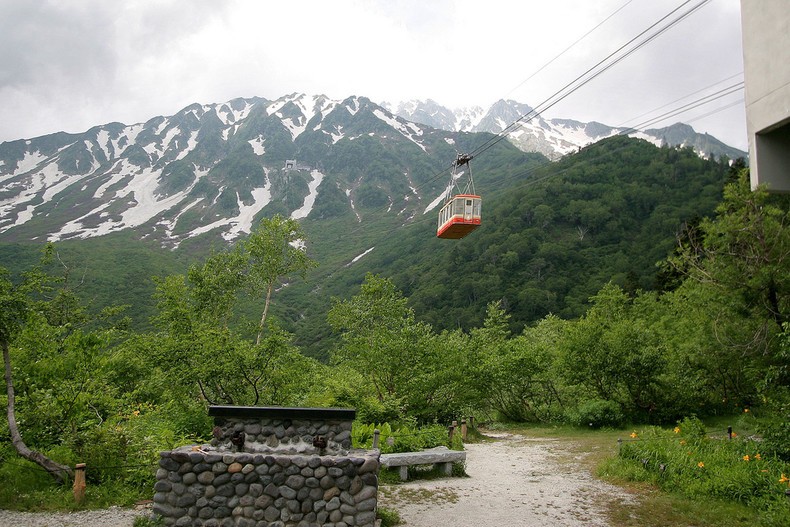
<box><xmin>3</xmin><ymin>339</ymin><xmax>73</xmax><ymax>485</ymax></box>
<box><xmin>256</xmin><ymin>283</ymin><xmax>274</xmax><ymax>346</ymax></box>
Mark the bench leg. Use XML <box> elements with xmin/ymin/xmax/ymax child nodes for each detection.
<box><xmin>399</xmin><ymin>466</ymin><xmax>409</xmax><ymax>481</ymax></box>
<box><xmin>441</xmin><ymin>462</ymin><xmax>452</xmax><ymax>476</ymax></box>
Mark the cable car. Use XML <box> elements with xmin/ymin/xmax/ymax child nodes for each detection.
<box><xmin>437</xmin><ymin>154</ymin><xmax>481</xmax><ymax>239</ymax></box>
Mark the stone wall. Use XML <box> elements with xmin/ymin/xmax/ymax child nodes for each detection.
<box><xmin>154</xmin><ymin>447</ymin><xmax>379</xmax><ymax>527</ymax></box>
<box><xmin>211</xmin><ymin>417</ymin><xmax>352</xmax><ymax>456</ymax></box>
<box><xmin>152</xmin><ymin>406</ymin><xmax>379</xmax><ymax>527</ymax></box>
<box><xmin>209</xmin><ymin>406</ymin><xmax>355</xmax><ymax>456</ymax></box>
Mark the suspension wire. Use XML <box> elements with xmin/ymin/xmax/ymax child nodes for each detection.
<box><xmin>313</xmin><ymin>0</ymin><xmax>721</xmax><ymax>254</ymax></box>
<box><xmin>353</xmin><ymin>82</ymin><xmax>746</xmax><ymax>242</ymax></box>
<box><xmin>342</xmin><ymin>0</ymin><xmax>712</xmax><ymax>236</ymax></box>
<box><xmin>502</xmin><ymin>0</ymin><xmax>635</xmax><ymax>100</ymax></box>
<box><xmin>620</xmin><ymin>82</ymin><xmax>744</xmax><ymax>132</ymax></box>
<box><xmin>321</xmin><ymin>65</ymin><xmax>742</xmax><ymax>251</ymax></box>
<box><xmin>467</xmin><ymin>0</ymin><xmax>712</xmax><ymax>160</ymax></box>
<box><xmin>616</xmin><ymin>71</ymin><xmax>744</xmax><ymax>127</ymax></box>
<box><xmin>311</xmin><ymin>89</ymin><xmax>744</xmax><ymax>288</ymax></box>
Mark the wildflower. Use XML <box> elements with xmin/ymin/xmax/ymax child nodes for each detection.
<box><xmin>680</xmin><ymin>440</ymin><xmax>687</xmax><ymax>445</ymax></box>
<box><xmin>754</xmin><ymin>453</ymin><xmax>761</xmax><ymax>460</ymax></box>
<box><xmin>674</xmin><ymin>427</ymin><xmax>681</xmax><ymax>434</ymax></box>
<box><xmin>630</xmin><ymin>432</ymin><xmax>638</xmax><ymax>439</ymax></box>
<box><xmin>731</xmin><ymin>432</ymin><xmax>738</xmax><ymax>438</ymax></box>
<box><xmin>697</xmin><ymin>462</ymin><xmax>705</xmax><ymax>468</ymax></box>
<box><xmin>780</xmin><ymin>474</ymin><xmax>789</xmax><ymax>484</ymax></box>
<box><xmin>744</xmin><ymin>408</ymin><xmax>750</xmax><ymax>413</ymax></box>
<box><xmin>132</xmin><ymin>410</ymin><xmax>140</xmax><ymax>417</ymax></box>
<box><xmin>743</xmin><ymin>455</ymin><xmax>750</xmax><ymax>462</ymax></box>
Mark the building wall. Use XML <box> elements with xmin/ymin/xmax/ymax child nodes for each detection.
<box><xmin>741</xmin><ymin>0</ymin><xmax>790</xmax><ymax>192</ymax></box>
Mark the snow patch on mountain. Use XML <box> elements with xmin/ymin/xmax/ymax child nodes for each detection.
<box><xmin>96</xmin><ymin>130</ymin><xmax>112</xmax><ymax>161</ymax></box>
<box><xmin>248</xmin><ymin>136</ymin><xmax>266</xmax><ymax>155</ymax></box>
<box><xmin>372</xmin><ymin>109</ymin><xmax>426</xmax><ymax>151</ymax></box>
<box><xmin>291</xmin><ymin>170</ymin><xmax>324</xmax><ymax>220</ymax></box>
<box><xmin>2</xmin><ymin>150</ymin><xmax>49</xmax><ymax>182</ymax></box>
<box><xmin>348</xmin><ymin>247</ymin><xmax>375</xmax><ymax>266</ymax></box>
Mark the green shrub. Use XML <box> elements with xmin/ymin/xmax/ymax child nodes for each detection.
<box><xmin>351</xmin><ymin>421</ymin><xmax>460</xmax><ymax>453</ymax></box>
<box><xmin>615</xmin><ymin>420</ymin><xmax>790</xmax><ymax>526</ymax></box>
<box><xmin>376</xmin><ymin>506</ymin><xmax>402</xmax><ymax>527</ymax></box>
<box><xmin>565</xmin><ymin>399</ymin><xmax>624</xmax><ymax>428</ymax></box>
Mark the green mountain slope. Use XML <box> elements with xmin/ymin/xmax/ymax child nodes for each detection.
<box><xmin>279</xmin><ymin>136</ymin><xmax>735</xmax><ymax>358</ymax></box>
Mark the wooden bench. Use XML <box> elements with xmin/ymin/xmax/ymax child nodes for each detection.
<box><xmin>379</xmin><ymin>446</ymin><xmax>466</xmax><ymax>481</ymax></box>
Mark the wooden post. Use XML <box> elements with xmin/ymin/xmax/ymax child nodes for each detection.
<box><xmin>448</xmin><ymin>424</ymin><xmax>455</xmax><ymax>443</ymax></box>
<box><xmin>727</xmin><ymin>426</ymin><xmax>732</xmax><ymax>440</ymax></box>
<box><xmin>469</xmin><ymin>416</ymin><xmax>475</xmax><ymax>430</ymax></box>
<box><xmin>373</xmin><ymin>429</ymin><xmax>380</xmax><ymax>450</ymax></box>
<box><xmin>73</xmin><ymin>463</ymin><xmax>86</xmax><ymax>504</ymax></box>
<box><xmin>461</xmin><ymin>419</ymin><xmax>468</xmax><ymax>441</ymax></box>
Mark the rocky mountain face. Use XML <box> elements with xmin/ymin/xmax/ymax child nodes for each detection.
<box><xmin>386</xmin><ymin>98</ymin><xmax>747</xmax><ymax>161</ymax></box>
<box><xmin>0</xmin><ymin>94</ymin><xmax>468</xmax><ymax>247</ymax></box>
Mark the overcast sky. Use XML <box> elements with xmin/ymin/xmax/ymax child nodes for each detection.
<box><xmin>0</xmin><ymin>0</ymin><xmax>747</xmax><ymax>150</ymax></box>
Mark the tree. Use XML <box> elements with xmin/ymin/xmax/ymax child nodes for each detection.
<box><xmin>328</xmin><ymin>274</ymin><xmax>450</xmax><ymax>419</ymax></box>
<box><xmin>1</xmin><ymin>261</ymin><xmax>73</xmax><ymax>484</ymax></box>
<box><xmin>150</xmin><ymin>222</ymin><xmax>318</xmax><ymax>406</ymax></box>
<box><xmin>244</xmin><ymin>215</ymin><xmax>317</xmax><ymax>345</ymax></box>
<box><xmin>666</xmin><ymin>171</ymin><xmax>790</xmax><ymax>407</ymax></box>
<box><xmin>560</xmin><ymin>283</ymin><xmax>667</xmax><ymax>421</ymax></box>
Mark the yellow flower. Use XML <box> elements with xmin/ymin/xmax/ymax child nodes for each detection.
<box><xmin>630</xmin><ymin>432</ymin><xmax>638</xmax><ymax>439</ymax></box>
<box><xmin>680</xmin><ymin>440</ymin><xmax>687</xmax><ymax>445</ymax></box>
<box><xmin>743</xmin><ymin>455</ymin><xmax>750</xmax><ymax>462</ymax></box>
<box><xmin>780</xmin><ymin>474</ymin><xmax>789</xmax><ymax>484</ymax></box>
<box><xmin>697</xmin><ymin>462</ymin><xmax>705</xmax><ymax>468</ymax></box>
<box><xmin>744</xmin><ymin>408</ymin><xmax>750</xmax><ymax>413</ymax></box>
<box><xmin>132</xmin><ymin>410</ymin><xmax>140</xmax><ymax>416</ymax></box>
<box><xmin>731</xmin><ymin>432</ymin><xmax>738</xmax><ymax>438</ymax></box>
<box><xmin>674</xmin><ymin>427</ymin><xmax>681</xmax><ymax>434</ymax></box>
<box><xmin>754</xmin><ymin>453</ymin><xmax>761</xmax><ymax>460</ymax></box>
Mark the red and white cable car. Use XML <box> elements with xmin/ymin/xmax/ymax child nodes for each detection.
<box><xmin>437</xmin><ymin>154</ymin><xmax>481</xmax><ymax>239</ymax></box>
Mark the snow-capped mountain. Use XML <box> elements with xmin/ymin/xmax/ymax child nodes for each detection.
<box><xmin>388</xmin><ymin>99</ymin><xmax>747</xmax><ymax>161</ymax></box>
<box><xmin>0</xmin><ymin>94</ymin><xmax>463</xmax><ymax>247</ymax></box>
<box><xmin>1</xmin><ymin>94</ymin><xmax>746</xmax><ymax>247</ymax></box>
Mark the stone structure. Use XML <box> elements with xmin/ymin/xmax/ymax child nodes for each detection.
<box><xmin>152</xmin><ymin>406</ymin><xmax>379</xmax><ymax>527</ymax></box>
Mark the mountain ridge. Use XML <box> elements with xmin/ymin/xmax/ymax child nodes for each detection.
<box><xmin>384</xmin><ymin>98</ymin><xmax>747</xmax><ymax>162</ymax></box>
<box><xmin>1</xmin><ymin>93</ymin><xmax>745</xmax><ymax>251</ymax></box>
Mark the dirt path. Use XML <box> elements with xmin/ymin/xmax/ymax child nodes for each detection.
<box><xmin>378</xmin><ymin>432</ymin><xmax>634</xmax><ymax>527</ymax></box>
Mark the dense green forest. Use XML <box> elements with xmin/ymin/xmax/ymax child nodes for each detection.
<box><xmin>1</xmin><ymin>139</ymin><xmax>789</xmax><ymax>521</ymax></box>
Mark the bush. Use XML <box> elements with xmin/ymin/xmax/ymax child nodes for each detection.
<box><xmin>352</xmin><ymin>421</ymin><xmax>459</xmax><ymax>454</ymax></box>
<box><xmin>614</xmin><ymin>420</ymin><xmax>790</xmax><ymax>526</ymax></box>
<box><xmin>377</xmin><ymin>506</ymin><xmax>401</xmax><ymax>527</ymax></box>
<box><xmin>565</xmin><ymin>399</ymin><xmax>624</xmax><ymax>428</ymax></box>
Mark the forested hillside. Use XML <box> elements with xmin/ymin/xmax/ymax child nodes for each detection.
<box><xmin>280</xmin><ymin>136</ymin><xmax>737</xmax><ymax>357</ymax></box>
<box><xmin>0</xmin><ymin>137</ymin><xmax>738</xmax><ymax>361</ymax></box>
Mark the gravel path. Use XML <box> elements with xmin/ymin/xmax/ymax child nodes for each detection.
<box><xmin>378</xmin><ymin>432</ymin><xmax>635</xmax><ymax>527</ymax></box>
<box><xmin>0</xmin><ymin>433</ymin><xmax>633</xmax><ymax>527</ymax></box>
<box><xmin>0</xmin><ymin>505</ymin><xmax>149</xmax><ymax>527</ymax></box>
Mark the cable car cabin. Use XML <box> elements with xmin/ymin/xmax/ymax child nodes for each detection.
<box><xmin>437</xmin><ymin>194</ymin><xmax>481</xmax><ymax>239</ymax></box>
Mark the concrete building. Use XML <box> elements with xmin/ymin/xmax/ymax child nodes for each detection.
<box><xmin>740</xmin><ymin>0</ymin><xmax>790</xmax><ymax>192</ymax></box>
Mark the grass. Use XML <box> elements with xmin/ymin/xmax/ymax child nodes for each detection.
<box><xmin>0</xmin><ymin>456</ymin><xmax>149</xmax><ymax>511</ymax></box>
